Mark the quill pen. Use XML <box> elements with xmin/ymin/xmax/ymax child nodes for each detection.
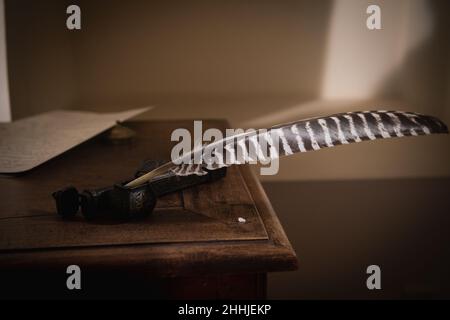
<box><xmin>125</xmin><ymin>110</ymin><xmax>448</xmax><ymax>188</ymax></box>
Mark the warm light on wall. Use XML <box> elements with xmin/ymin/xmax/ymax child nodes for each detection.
<box><xmin>244</xmin><ymin>0</ymin><xmax>436</xmax><ymax>128</ymax></box>
<box><xmin>321</xmin><ymin>0</ymin><xmax>433</xmax><ymax>101</ymax></box>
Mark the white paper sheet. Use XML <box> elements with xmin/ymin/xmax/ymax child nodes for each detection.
<box><xmin>0</xmin><ymin>107</ymin><xmax>151</xmax><ymax>173</ymax></box>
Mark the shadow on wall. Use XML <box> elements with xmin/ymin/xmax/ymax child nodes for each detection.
<box><xmin>5</xmin><ymin>0</ymin><xmax>334</xmax><ymax>118</ymax></box>
<box><xmin>376</xmin><ymin>0</ymin><xmax>450</xmax><ymax>120</ymax></box>
<box><xmin>5</xmin><ymin>0</ymin><xmax>76</xmax><ymax>120</ymax></box>
<box><xmin>5</xmin><ymin>0</ymin><xmax>450</xmax><ymax>121</ymax></box>
<box><xmin>244</xmin><ymin>0</ymin><xmax>450</xmax><ymax>128</ymax></box>
<box><xmin>72</xmin><ymin>0</ymin><xmax>334</xmax><ymax>109</ymax></box>
<box><xmin>241</xmin><ymin>0</ymin><xmax>450</xmax><ymax>181</ymax></box>
<box><xmin>7</xmin><ymin>0</ymin><xmax>449</xmax><ymax>121</ymax></box>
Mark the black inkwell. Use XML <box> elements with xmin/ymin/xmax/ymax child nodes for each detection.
<box><xmin>53</xmin><ymin>160</ymin><xmax>226</xmax><ymax>221</ymax></box>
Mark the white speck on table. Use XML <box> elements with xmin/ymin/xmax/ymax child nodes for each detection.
<box><xmin>238</xmin><ymin>217</ymin><xmax>246</xmax><ymax>224</ymax></box>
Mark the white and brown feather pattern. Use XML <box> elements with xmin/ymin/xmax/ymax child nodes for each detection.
<box><xmin>274</xmin><ymin>111</ymin><xmax>447</xmax><ymax>154</ymax></box>
<box><xmin>170</xmin><ymin>110</ymin><xmax>448</xmax><ymax>176</ymax></box>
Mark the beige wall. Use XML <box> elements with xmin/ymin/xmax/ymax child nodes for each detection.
<box><xmin>5</xmin><ymin>0</ymin><xmax>75</xmax><ymax>120</ymax></box>
<box><xmin>73</xmin><ymin>0</ymin><xmax>332</xmax><ymax>108</ymax></box>
<box><xmin>5</xmin><ymin>0</ymin><xmax>450</xmax><ymax>180</ymax></box>
<box><xmin>0</xmin><ymin>0</ymin><xmax>10</xmax><ymax>122</ymax></box>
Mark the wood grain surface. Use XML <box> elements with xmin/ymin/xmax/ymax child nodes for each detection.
<box><xmin>0</xmin><ymin>120</ymin><xmax>297</xmax><ymax>276</ymax></box>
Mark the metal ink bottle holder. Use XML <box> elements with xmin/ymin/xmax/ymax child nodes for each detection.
<box><xmin>52</xmin><ymin>160</ymin><xmax>227</xmax><ymax>221</ymax></box>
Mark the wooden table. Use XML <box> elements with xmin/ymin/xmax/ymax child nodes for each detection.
<box><xmin>0</xmin><ymin>120</ymin><xmax>297</xmax><ymax>299</ymax></box>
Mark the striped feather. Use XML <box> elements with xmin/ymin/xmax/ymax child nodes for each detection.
<box><xmin>124</xmin><ymin>110</ymin><xmax>448</xmax><ymax>185</ymax></box>
<box><xmin>171</xmin><ymin>110</ymin><xmax>448</xmax><ymax>176</ymax></box>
